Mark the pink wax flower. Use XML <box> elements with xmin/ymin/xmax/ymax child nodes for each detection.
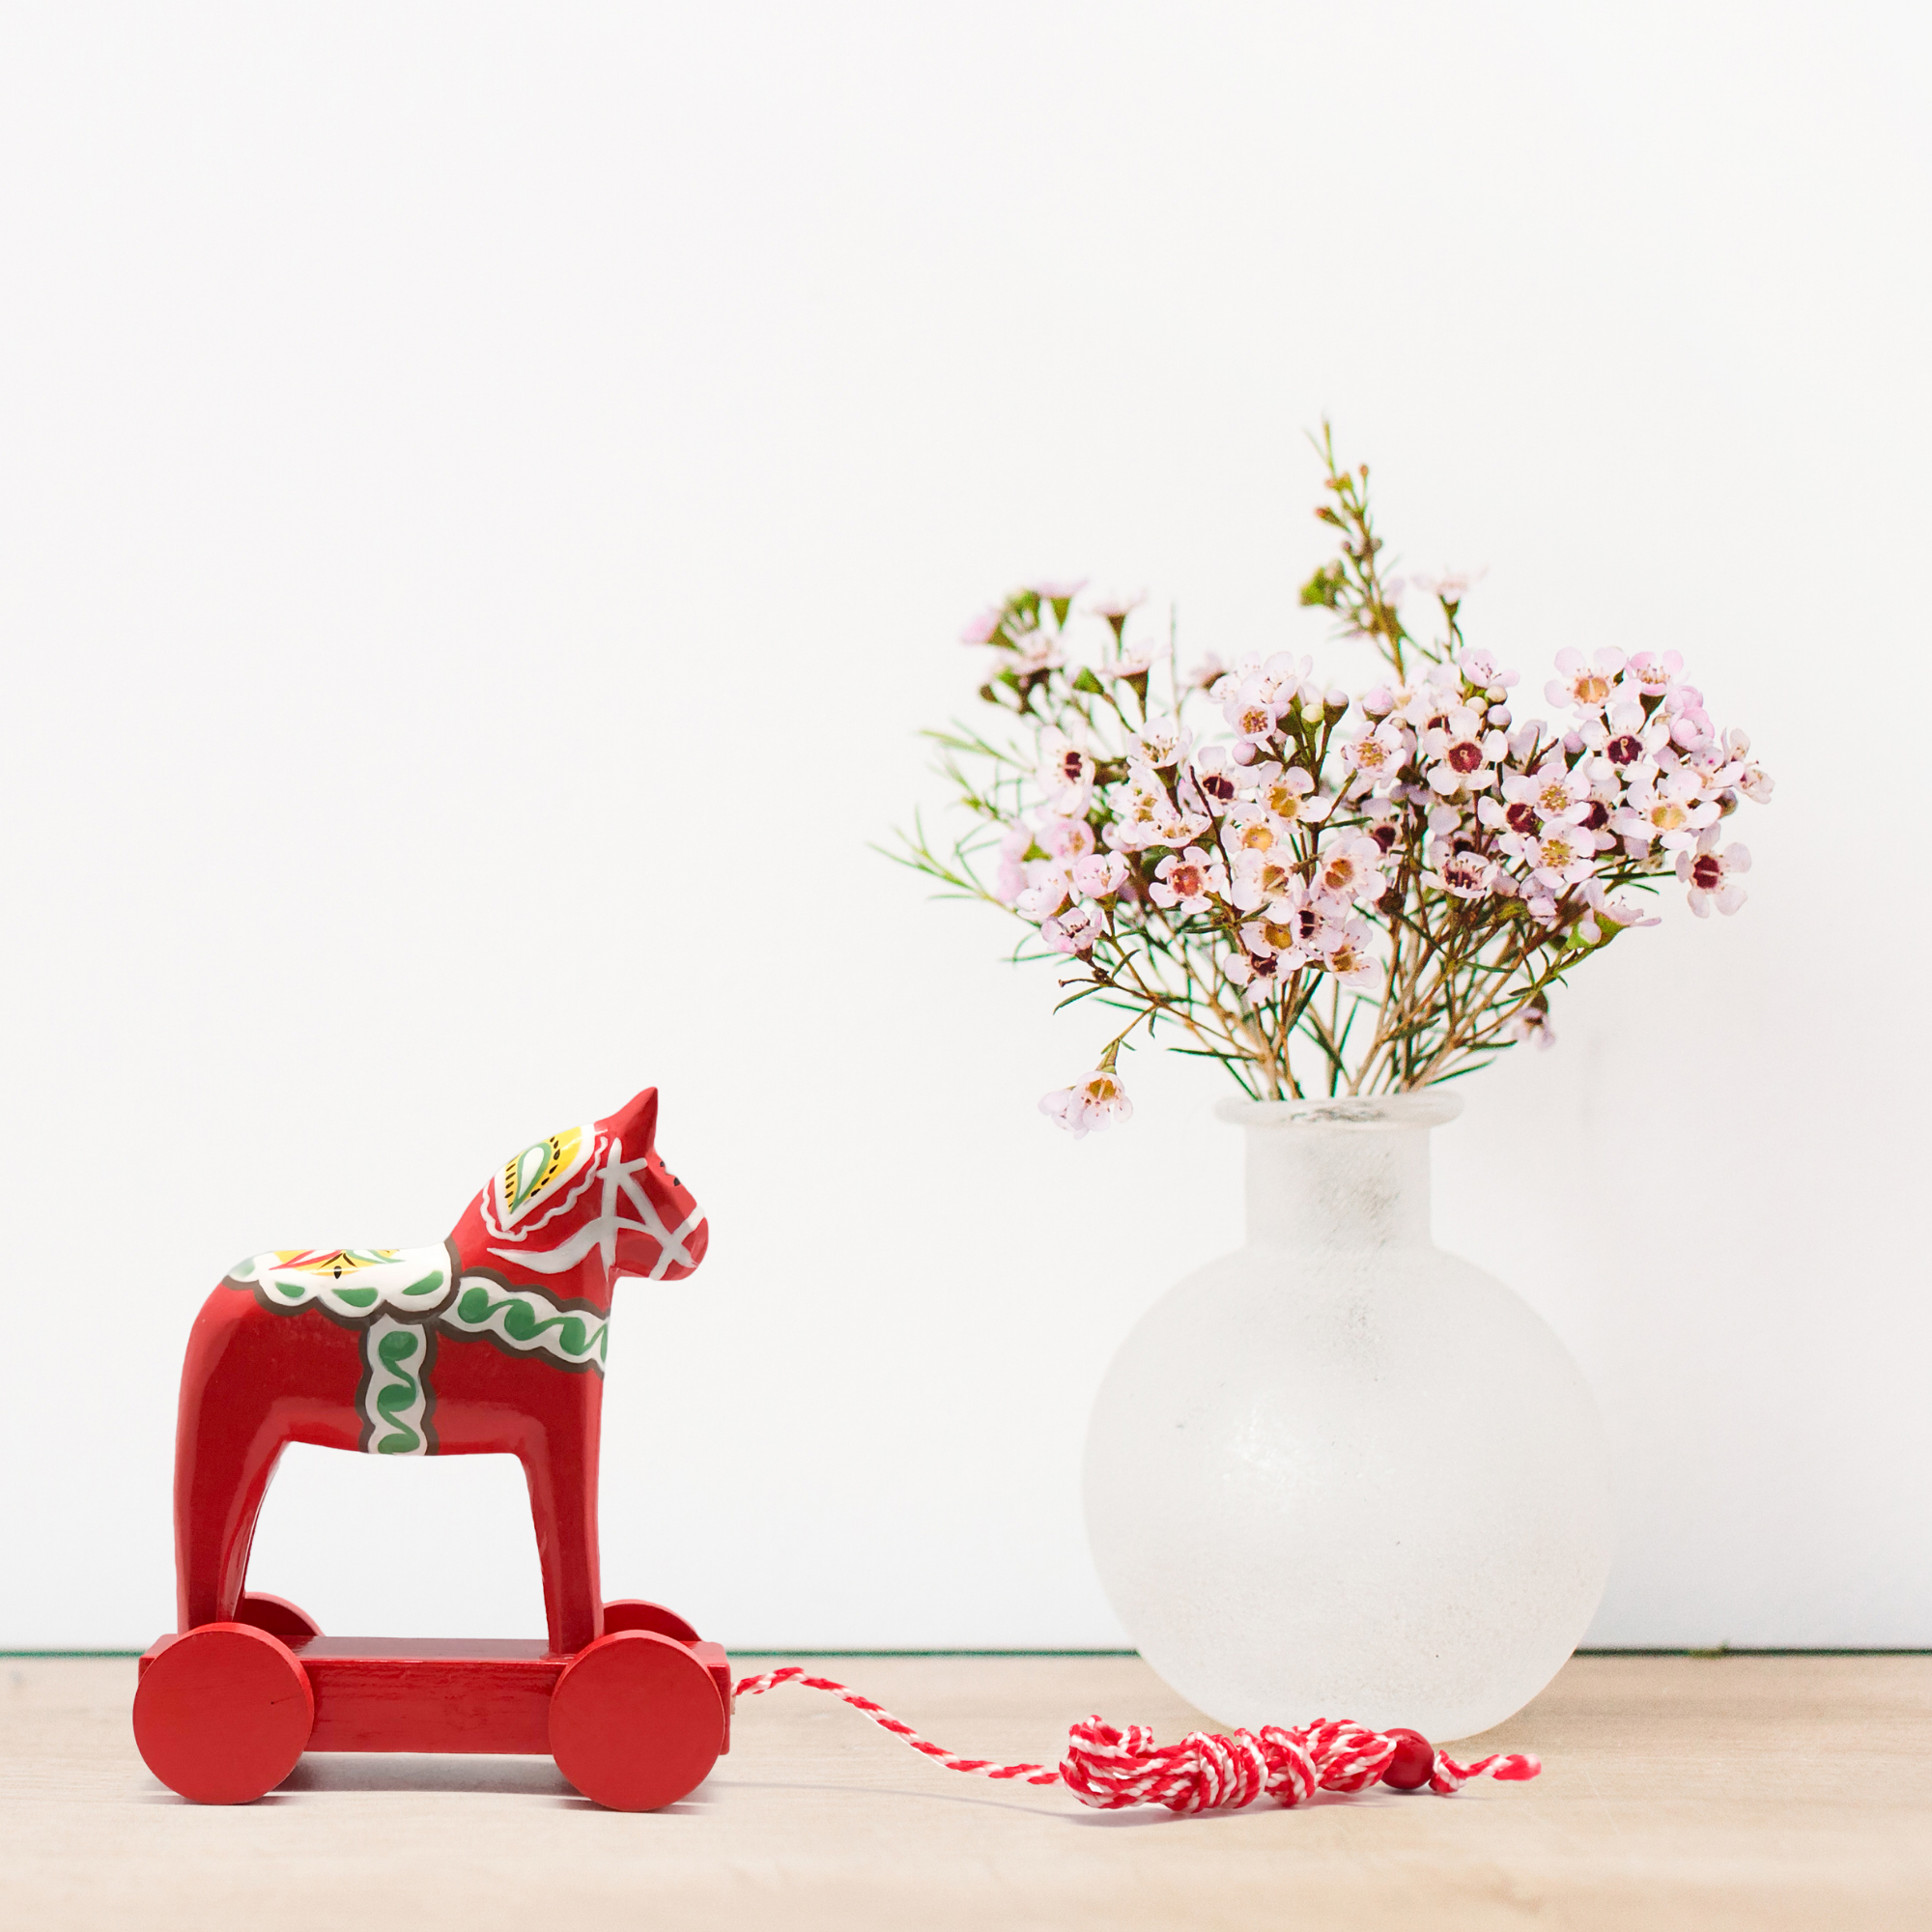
<box><xmin>1042</xmin><ymin>902</ymin><xmax>1108</xmax><ymax>956</ymax></box>
<box><xmin>1130</xmin><ymin>721</ymin><xmax>1191</xmax><ymax>768</ymax></box>
<box><xmin>1414</xmin><ymin>568</ymin><xmax>1485</xmax><ymax>605</ymax></box>
<box><xmin>1313</xmin><ymin>832</ymin><xmax>1388</xmax><ymax>906</ymax></box>
<box><xmin>894</xmin><ymin>429</ymin><xmax>1772</xmax><ymax>1124</ymax></box>
<box><xmin>1039</xmin><ymin>816</ymin><xmax>1097</xmax><ymax>864</ymax></box>
<box><xmin>1241</xmin><ymin>760</ymin><xmax>1333</xmax><ymax>829</ymax></box>
<box><xmin>1423</xmin><ymin>849</ymin><xmax>1499</xmax><ymax>900</ymax></box>
<box><xmin>1421</xmin><ymin>706</ymin><xmax>1509</xmax><ymax>794</ymax></box>
<box><xmin>1039</xmin><ymin>1069</ymin><xmax>1132</xmax><ymax>1139</ymax></box>
<box><xmin>1071</xmin><ymin>852</ymin><xmax>1130</xmax><ymax>899</ymax></box>
<box><xmin>1611</xmin><ymin>771</ymin><xmax>1719</xmax><ymax>854</ymax></box>
<box><xmin>1338</xmin><ymin>719</ymin><xmax>1408</xmax><ymax>794</ymax></box>
<box><xmin>1037</xmin><ymin>726</ymin><xmax>1095</xmax><ymax>808</ymax></box>
<box><xmin>1457</xmin><ymin>647</ymin><xmax>1518</xmax><ymax>693</ymax></box>
<box><xmin>1503</xmin><ymin>823</ymin><xmax>1595</xmax><ymax>894</ymax></box>
<box><xmin>1677</xmin><ymin>828</ymin><xmax>1750</xmax><ymax>916</ymax></box>
<box><xmin>1508</xmin><ymin>1004</ymin><xmax>1557</xmax><ymax>1050</ymax></box>
<box><xmin>1013</xmin><ymin>862</ymin><xmax>1071</xmax><ymax>923</ymax></box>
<box><xmin>1224</xmin><ymin>940</ymin><xmax>1292</xmax><ymax>1001</ymax></box>
<box><xmin>1502</xmin><ymin>766</ymin><xmax>1591</xmax><ymax>827</ymax></box>
<box><xmin>1151</xmin><ymin>846</ymin><xmax>1227</xmax><ymax>915</ymax></box>
<box><xmin>1229</xmin><ymin>844</ymin><xmax>1306</xmax><ymax>917</ymax></box>
<box><xmin>1619</xmin><ymin>649</ymin><xmax>1683</xmax><ymax>701</ymax></box>
<box><xmin>1545</xmin><ymin>647</ymin><xmax>1626</xmax><ymax>714</ymax></box>
<box><xmin>1315</xmin><ymin>933</ymin><xmax>1380</xmax><ymax>989</ymax></box>
<box><xmin>1096</xmin><ymin>643</ymin><xmax>1161</xmax><ymax>681</ymax></box>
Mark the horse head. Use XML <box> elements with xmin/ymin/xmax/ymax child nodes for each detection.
<box><xmin>449</xmin><ymin>1088</ymin><xmax>709</xmax><ymax>1308</ymax></box>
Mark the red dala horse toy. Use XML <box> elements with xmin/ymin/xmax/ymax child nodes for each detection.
<box><xmin>133</xmin><ymin>1088</ymin><xmax>724</xmax><ymax>1810</ymax></box>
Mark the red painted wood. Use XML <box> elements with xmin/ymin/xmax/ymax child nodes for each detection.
<box><xmin>549</xmin><ymin>1631</ymin><xmax>725</xmax><ymax>1811</ymax></box>
<box><xmin>142</xmin><ymin>1088</ymin><xmax>722</xmax><ymax>1805</ymax></box>
<box><xmin>137</xmin><ymin>1632</ymin><xmax>735</xmax><ymax>1765</ymax></box>
<box><xmin>235</xmin><ymin>1592</ymin><xmax>321</xmax><ymax>1638</ymax></box>
<box><xmin>293</xmin><ymin>1637</ymin><xmax>566</xmax><ymax>1755</ymax></box>
<box><xmin>688</xmin><ymin>1640</ymin><xmax>733</xmax><ymax>1753</ymax></box>
<box><xmin>169</xmin><ymin>1088</ymin><xmax>710</xmax><ymax>1655</ymax></box>
<box><xmin>602</xmin><ymin>1599</ymin><xmax>701</xmax><ymax>1643</ymax></box>
<box><xmin>598</xmin><ymin>1605</ymin><xmax>732</xmax><ymax>1751</ymax></box>
<box><xmin>132</xmin><ymin>1624</ymin><xmax>314</xmax><ymax>1804</ymax></box>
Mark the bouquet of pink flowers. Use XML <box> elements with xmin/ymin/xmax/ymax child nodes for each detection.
<box><xmin>895</xmin><ymin>432</ymin><xmax>1772</xmax><ymax>1136</ymax></box>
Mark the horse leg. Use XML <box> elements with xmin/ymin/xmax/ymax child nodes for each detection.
<box><xmin>520</xmin><ymin>1371</ymin><xmax>606</xmax><ymax>1656</ymax></box>
<box><xmin>415</xmin><ymin>1331</ymin><xmax>608</xmax><ymax>1654</ymax></box>
<box><xmin>173</xmin><ymin>1291</ymin><xmax>360</xmax><ymax>1631</ymax></box>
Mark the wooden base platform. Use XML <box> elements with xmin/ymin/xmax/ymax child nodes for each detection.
<box><xmin>136</xmin><ymin>1633</ymin><xmax>734</xmax><ymax>1756</ymax></box>
<box><xmin>5</xmin><ymin>1653</ymin><xmax>1930</xmax><ymax>1930</ymax></box>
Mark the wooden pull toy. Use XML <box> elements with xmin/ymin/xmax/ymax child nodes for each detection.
<box><xmin>133</xmin><ymin>1087</ymin><xmax>724</xmax><ymax>1811</ymax></box>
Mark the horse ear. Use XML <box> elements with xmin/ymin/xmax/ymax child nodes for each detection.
<box><xmin>606</xmin><ymin>1087</ymin><xmax>659</xmax><ymax>1153</ymax></box>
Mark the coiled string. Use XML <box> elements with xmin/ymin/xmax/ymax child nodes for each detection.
<box><xmin>731</xmin><ymin>1665</ymin><xmax>1540</xmax><ymax>1813</ymax></box>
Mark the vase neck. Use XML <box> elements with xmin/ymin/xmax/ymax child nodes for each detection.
<box><xmin>1241</xmin><ymin>1120</ymin><xmax>1437</xmax><ymax>1251</ymax></box>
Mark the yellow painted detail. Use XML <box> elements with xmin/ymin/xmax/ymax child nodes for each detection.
<box><xmin>268</xmin><ymin>1247</ymin><xmax>401</xmax><ymax>1280</ymax></box>
<box><xmin>502</xmin><ymin>1126</ymin><xmax>583</xmax><ymax>1213</ymax></box>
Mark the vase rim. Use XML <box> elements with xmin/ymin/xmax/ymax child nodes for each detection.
<box><xmin>1214</xmin><ymin>1092</ymin><xmax>1464</xmax><ymax>1129</ymax></box>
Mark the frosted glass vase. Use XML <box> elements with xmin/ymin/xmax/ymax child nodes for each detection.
<box><xmin>1083</xmin><ymin>1094</ymin><xmax>1612</xmax><ymax>1742</ymax></box>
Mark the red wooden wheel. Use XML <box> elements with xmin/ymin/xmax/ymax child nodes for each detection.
<box><xmin>235</xmin><ymin>1592</ymin><xmax>322</xmax><ymax>1639</ymax></box>
<box><xmin>602</xmin><ymin>1599</ymin><xmax>700</xmax><ymax>1643</ymax></box>
<box><xmin>550</xmin><ymin>1631</ymin><xmax>724</xmax><ymax>1811</ymax></box>
<box><xmin>132</xmin><ymin>1623</ymin><xmax>314</xmax><ymax>1804</ymax></box>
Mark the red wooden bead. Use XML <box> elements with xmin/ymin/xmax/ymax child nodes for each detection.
<box><xmin>132</xmin><ymin>1624</ymin><xmax>314</xmax><ymax>1804</ymax></box>
<box><xmin>549</xmin><ymin>1631</ymin><xmax>725</xmax><ymax>1812</ymax></box>
<box><xmin>1379</xmin><ymin>1727</ymin><xmax>1435</xmax><ymax>1791</ymax></box>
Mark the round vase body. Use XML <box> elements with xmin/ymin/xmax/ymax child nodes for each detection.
<box><xmin>1083</xmin><ymin>1095</ymin><xmax>1612</xmax><ymax>1742</ymax></box>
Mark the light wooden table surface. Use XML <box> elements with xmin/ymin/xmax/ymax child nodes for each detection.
<box><xmin>3</xmin><ymin>1652</ymin><xmax>1928</xmax><ymax>1931</ymax></box>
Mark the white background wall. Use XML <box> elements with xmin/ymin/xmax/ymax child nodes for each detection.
<box><xmin>1</xmin><ymin>3</ymin><xmax>1925</xmax><ymax>1651</ymax></box>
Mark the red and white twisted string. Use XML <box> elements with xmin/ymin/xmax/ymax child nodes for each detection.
<box><xmin>731</xmin><ymin>1665</ymin><xmax>1540</xmax><ymax>1814</ymax></box>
